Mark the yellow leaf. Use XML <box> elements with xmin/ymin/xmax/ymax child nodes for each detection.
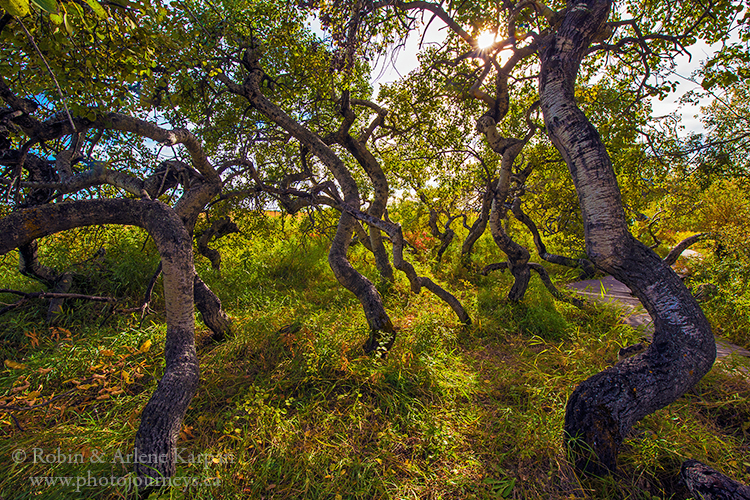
<box><xmin>4</xmin><ymin>360</ymin><xmax>27</xmax><ymax>370</ymax></box>
<box><xmin>139</xmin><ymin>339</ymin><xmax>152</xmax><ymax>353</ymax></box>
<box><xmin>96</xmin><ymin>393</ymin><xmax>110</xmax><ymax>400</ymax></box>
<box><xmin>26</xmin><ymin>390</ymin><xmax>40</xmax><ymax>398</ymax></box>
<box><xmin>121</xmin><ymin>371</ymin><xmax>132</xmax><ymax>384</ymax></box>
<box><xmin>78</xmin><ymin>383</ymin><xmax>97</xmax><ymax>390</ymax></box>
<box><xmin>100</xmin><ymin>349</ymin><xmax>115</xmax><ymax>357</ymax></box>
<box><xmin>0</xmin><ymin>0</ymin><xmax>30</xmax><ymax>17</ymax></box>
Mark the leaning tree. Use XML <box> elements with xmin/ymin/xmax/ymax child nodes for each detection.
<box><xmin>156</xmin><ymin>0</ymin><xmax>474</xmax><ymax>352</ymax></box>
<box><xmin>327</xmin><ymin>0</ymin><xmax>744</xmax><ymax>474</ymax></box>
<box><xmin>1</xmin><ymin>0</ymin><xmax>471</xmax><ymax>488</ymax></box>
<box><xmin>0</xmin><ymin>0</ymin><xmax>238</xmax><ymax>488</ymax></box>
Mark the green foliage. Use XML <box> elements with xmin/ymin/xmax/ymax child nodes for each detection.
<box><xmin>2</xmin><ymin>218</ymin><xmax>750</xmax><ymax>499</ymax></box>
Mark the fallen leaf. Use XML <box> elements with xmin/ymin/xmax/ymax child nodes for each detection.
<box><xmin>24</xmin><ymin>331</ymin><xmax>40</xmax><ymax>348</ymax></box>
<box><xmin>139</xmin><ymin>339</ymin><xmax>152</xmax><ymax>353</ymax></box>
<box><xmin>100</xmin><ymin>349</ymin><xmax>115</xmax><ymax>357</ymax></box>
<box><xmin>4</xmin><ymin>360</ymin><xmax>27</xmax><ymax>370</ymax></box>
<box><xmin>38</xmin><ymin>367</ymin><xmax>52</xmax><ymax>375</ymax></box>
<box><xmin>12</xmin><ymin>380</ymin><xmax>30</xmax><ymax>393</ymax></box>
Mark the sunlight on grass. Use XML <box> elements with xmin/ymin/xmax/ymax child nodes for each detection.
<box><xmin>1</xmin><ymin>216</ymin><xmax>748</xmax><ymax>499</ymax></box>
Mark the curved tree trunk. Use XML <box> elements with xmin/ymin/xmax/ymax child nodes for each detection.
<box><xmin>329</xmin><ymin>213</ymin><xmax>397</xmax><ymax>353</ymax></box>
<box><xmin>194</xmin><ymin>275</ymin><xmax>233</xmax><ymax>342</ymax></box>
<box><xmin>196</xmin><ymin>216</ymin><xmax>240</xmax><ymax>271</ymax></box>
<box><xmin>681</xmin><ymin>460</ymin><xmax>750</xmax><ymax>500</ymax></box>
<box><xmin>221</xmin><ymin>67</ymin><xmax>397</xmax><ymax>354</ymax></box>
<box><xmin>18</xmin><ymin>240</ymin><xmax>57</xmax><ymax>286</ymax></box>
<box><xmin>485</xmin><ymin>140</ymin><xmax>532</xmax><ymax>301</ymax></box>
<box><xmin>539</xmin><ymin>0</ymin><xmax>715</xmax><ymax>473</ymax></box>
<box><xmin>0</xmin><ymin>199</ymin><xmax>199</xmax><ymax>489</ymax></box>
<box><xmin>461</xmin><ymin>179</ymin><xmax>494</xmax><ymax>265</ymax></box>
<box><xmin>420</xmin><ymin>198</ymin><xmax>458</xmax><ymax>264</ymax></box>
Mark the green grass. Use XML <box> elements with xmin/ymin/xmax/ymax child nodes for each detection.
<box><xmin>1</xmin><ymin>216</ymin><xmax>749</xmax><ymax>499</ymax></box>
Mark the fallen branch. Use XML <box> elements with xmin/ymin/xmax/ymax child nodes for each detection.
<box><xmin>0</xmin><ymin>389</ymin><xmax>77</xmax><ymax>412</ymax></box>
<box><xmin>0</xmin><ymin>289</ymin><xmax>116</xmax><ymax>301</ymax></box>
<box><xmin>0</xmin><ymin>389</ymin><xmax>77</xmax><ymax>431</ymax></box>
<box><xmin>0</xmin><ymin>289</ymin><xmax>116</xmax><ymax>315</ymax></box>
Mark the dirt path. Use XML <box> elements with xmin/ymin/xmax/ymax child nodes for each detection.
<box><xmin>567</xmin><ymin>276</ymin><xmax>750</xmax><ymax>361</ymax></box>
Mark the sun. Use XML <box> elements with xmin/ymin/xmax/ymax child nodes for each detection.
<box><xmin>476</xmin><ymin>30</ymin><xmax>496</xmax><ymax>50</ymax></box>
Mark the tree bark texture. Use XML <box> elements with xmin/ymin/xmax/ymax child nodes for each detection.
<box><xmin>461</xmin><ymin>181</ymin><xmax>494</xmax><ymax>263</ymax></box>
<box><xmin>0</xmin><ymin>199</ymin><xmax>199</xmax><ymax>487</ymax></box>
<box><xmin>194</xmin><ymin>274</ymin><xmax>233</xmax><ymax>341</ymax></box>
<box><xmin>681</xmin><ymin>460</ymin><xmax>750</xmax><ymax>500</ymax></box>
<box><xmin>539</xmin><ymin>0</ymin><xmax>715</xmax><ymax>473</ymax></box>
<box><xmin>222</xmin><ymin>66</ymin><xmax>397</xmax><ymax>353</ymax></box>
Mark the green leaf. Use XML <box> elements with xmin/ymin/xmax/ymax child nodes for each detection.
<box><xmin>82</xmin><ymin>0</ymin><xmax>107</xmax><ymax>19</ymax></box>
<box><xmin>31</xmin><ymin>0</ymin><xmax>56</xmax><ymax>14</ymax></box>
<box><xmin>49</xmin><ymin>12</ymin><xmax>61</xmax><ymax>23</ymax></box>
<box><xmin>0</xmin><ymin>0</ymin><xmax>30</xmax><ymax>17</ymax></box>
<box><xmin>63</xmin><ymin>11</ymin><xmax>73</xmax><ymax>35</ymax></box>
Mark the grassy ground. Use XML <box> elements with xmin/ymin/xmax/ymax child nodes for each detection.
<box><xmin>0</xmin><ymin>217</ymin><xmax>749</xmax><ymax>499</ymax></box>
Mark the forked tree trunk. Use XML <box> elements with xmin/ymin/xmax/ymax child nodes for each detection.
<box><xmin>539</xmin><ymin>0</ymin><xmax>715</xmax><ymax>473</ymax></box>
<box><xmin>329</xmin><ymin>213</ymin><xmax>397</xmax><ymax>353</ymax></box>
<box><xmin>223</xmin><ymin>67</ymin><xmax>397</xmax><ymax>354</ymax></box>
<box><xmin>0</xmin><ymin>199</ymin><xmax>199</xmax><ymax>490</ymax></box>
<box><xmin>484</xmin><ymin>137</ymin><xmax>532</xmax><ymax>301</ymax></box>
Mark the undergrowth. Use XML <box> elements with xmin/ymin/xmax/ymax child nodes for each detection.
<box><xmin>0</xmin><ymin>215</ymin><xmax>748</xmax><ymax>499</ymax></box>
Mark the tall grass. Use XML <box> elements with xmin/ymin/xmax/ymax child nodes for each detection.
<box><xmin>0</xmin><ymin>213</ymin><xmax>748</xmax><ymax>499</ymax></box>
